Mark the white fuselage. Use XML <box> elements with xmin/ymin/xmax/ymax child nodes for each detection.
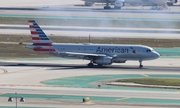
<box><xmin>42</xmin><ymin>43</ymin><xmax>159</xmax><ymax>61</ymax></box>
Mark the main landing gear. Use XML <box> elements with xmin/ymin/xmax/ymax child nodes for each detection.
<box><xmin>104</xmin><ymin>3</ymin><xmax>111</xmax><ymax>9</ymax></box>
<box><xmin>139</xmin><ymin>60</ymin><xmax>143</xmax><ymax>68</ymax></box>
<box><xmin>88</xmin><ymin>62</ymin><xmax>94</xmax><ymax>67</ymax></box>
<box><xmin>87</xmin><ymin>60</ymin><xmax>103</xmax><ymax>67</ymax></box>
<box><xmin>88</xmin><ymin>60</ymin><xmax>94</xmax><ymax>67</ymax></box>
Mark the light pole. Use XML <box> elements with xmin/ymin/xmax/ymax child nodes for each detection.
<box><xmin>8</xmin><ymin>92</ymin><xmax>25</xmax><ymax>108</ymax></box>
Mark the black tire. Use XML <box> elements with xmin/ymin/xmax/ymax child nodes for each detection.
<box><xmin>167</xmin><ymin>2</ymin><xmax>173</xmax><ymax>6</ymax></box>
<box><xmin>88</xmin><ymin>63</ymin><xmax>94</xmax><ymax>68</ymax></box>
<box><xmin>114</xmin><ymin>6</ymin><xmax>121</xmax><ymax>9</ymax></box>
<box><xmin>98</xmin><ymin>64</ymin><xmax>103</xmax><ymax>67</ymax></box>
<box><xmin>139</xmin><ymin>65</ymin><xmax>143</xmax><ymax>68</ymax></box>
<box><xmin>104</xmin><ymin>6</ymin><xmax>111</xmax><ymax>9</ymax></box>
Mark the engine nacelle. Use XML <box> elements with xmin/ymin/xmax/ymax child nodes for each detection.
<box><xmin>167</xmin><ymin>0</ymin><xmax>178</xmax><ymax>5</ymax></box>
<box><xmin>114</xmin><ymin>0</ymin><xmax>125</xmax><ymax>8</ymax></box>
<box><xmin>93</xmin><ymin>56</ymin><xmax>112</xmax><ymax>65</ymax></box>
<box><xmin>113</xmin><ymin>60</ymin><xmax>126</xmax><ymax>63</ymax></box>
<box><xmin>84</xmin><ymin>2</ymin><xmax>94</xmax><ymax>6</ymax></box>
<box><xmin>168</xmin><ymin>0</ymin><xmax>178</xmax><ymax>3</ymax></box>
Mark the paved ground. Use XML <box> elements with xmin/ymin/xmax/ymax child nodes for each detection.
<box><xmin>0</xmin><ymin>0</ymin><xmax>83</xmax><ymax>7</ymax></box>
<box><xmin>0</xmin><ymin>58</ymin><xmax>180</xmax><ymax>107</ymax></box>
<box><xmin>1</xmin><ymin>25</ymin><xmax>180</xmax><ymax>39</ymax></box>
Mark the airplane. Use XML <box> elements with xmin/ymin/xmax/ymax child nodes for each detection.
<box><xmin>25</xmin><ymin>20</ymin><xmax>160</xmax><ymax>68</ymax></box>
<box><xmin>82</xmin><ymin>0</ymin><xmax>168</xmax><ymax>9</ymax></box>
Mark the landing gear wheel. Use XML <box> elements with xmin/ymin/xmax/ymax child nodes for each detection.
<box><xmin>88</xmin><ymin>63</ymin><xmax>94</xmax><ymax>68</ymax></box>
<box><xmin>114</xmin><ymin>6</ymin><xmax>121</xmax><ymax>9</ymax></box>
<box><xmin>104</xmin><ymin>6</ymin><xmax>111</xmax><ymax>9</ymax></box>
<box><xmin>139</xmin><ymin>60</ymin><xmax>143</xmax><ymax>68</ymax></box>
<box><xmin>98</xmin><ymin>64</ymin><xmax>103</xmax><ymax>67</ymax></box>
<box><xmin>139</xmin><ymin>65</ymin><xmax>143</xmax><ymax>68</ymax></box>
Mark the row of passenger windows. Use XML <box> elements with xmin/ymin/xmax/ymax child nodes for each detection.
<box><xmin>59</xmin><ymin>48</ymin><xmax>94</xmax><ymax>51</ymax></box>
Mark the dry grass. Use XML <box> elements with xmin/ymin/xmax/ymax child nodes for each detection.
<box><xmin>116</xmin><ymin>78</ymin><xmax>180</xmax><ymax>86</ymax></box>
<box><xmin>0</xmin><ymin>44</ymin><xmax>50</xmax><ymax>58</ymax></box>
<box><xmin>1</xmin><ymin>34</ymin><xmax>180</xmax><ymax>47</ymax></box>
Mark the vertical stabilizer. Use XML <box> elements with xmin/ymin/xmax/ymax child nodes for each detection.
<box><xmin>28</xmin><ymin>20</ymin><xmax>53</xmax><ymax>46</ymax></box>
<box><xmin>27</xmin><ymin>20</ymin><xmax>55</xmax><ymax>52</ymax></box>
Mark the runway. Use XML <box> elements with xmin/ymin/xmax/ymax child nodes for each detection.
<box><xmin>2</xmin><ymin>25</ymin><xmax>180</xmax><ymax>33</ymax></box>
<box><xmin>0</xmin><ymin>24</ymin><xmax>180</xmax><ymax>39</ymax></box>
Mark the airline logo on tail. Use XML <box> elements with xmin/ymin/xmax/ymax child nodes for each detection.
<box><xmin>28</xmin><ymin>20</ymin><xmax>55</xmax><ymax>52</ymax></box>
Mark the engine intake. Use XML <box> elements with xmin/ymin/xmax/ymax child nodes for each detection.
<box><xmin>114</xmin><ymin>0</ymin><xmax>125</xmax><ymax>8</ymax></box>
<box><xmin>84</xmin><ymin>2</ymin><xmax>94</xmax><ymax>6</ymax></box>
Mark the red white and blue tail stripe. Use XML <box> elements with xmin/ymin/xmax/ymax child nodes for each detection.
<box><xmin>28</xmin><ymin>20</ymin><xmax>53</xmax><ymax>46</ymax></box>
<box><xmin>28</xmin><ymin>20</ymin><xmax>55</xmax><ymax>52</ymax></box>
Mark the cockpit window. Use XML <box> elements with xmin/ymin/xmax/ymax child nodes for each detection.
<box><xmin>146</xmin><ymin>49</ymin><xmax>151</xmax><ymax>52</ymax></box>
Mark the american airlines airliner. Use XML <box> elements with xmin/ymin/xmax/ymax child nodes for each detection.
<box><xmin>26</xmin><ymin>20</ymin><xmax>160</xmax><ymax>68</ymax></box>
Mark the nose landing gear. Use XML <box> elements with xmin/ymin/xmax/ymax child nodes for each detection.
<box><xmin>139</xmin><ymin>60</ymin><xmax>143</xmax><ymax>68</ymax></box>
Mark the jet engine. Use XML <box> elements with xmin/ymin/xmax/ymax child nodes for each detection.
<box><xmin>93</xmin><ymin>56</ymin><xmax>112</xmax><ymax>65</ymax></box>
<box><xmin>84</xmin><ymin>1</ymin><xmax>94</xmax><ymax>6</ymax></box>
<box><xmin>113</xmin><ymin>60</ymin><xmax>126</xmax><ymax>63</ymax></box>
<box><xmin>114</xmin><ymin>0</ymin><xmax>125</xmax><ymax>9</ymax></box>
<box><xmin>167</xmin><ymin>0</ymin><xmax>178</xmax><ymax>6</ymax></box>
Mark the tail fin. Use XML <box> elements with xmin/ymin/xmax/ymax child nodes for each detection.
<box><xmin>28</xmin><ymin>20</ymin><xmax>53</xmax><ymax>46</ymax></box>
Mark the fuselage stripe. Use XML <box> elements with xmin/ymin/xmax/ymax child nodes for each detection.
<box><xmin>33</xmin><ymin>43</ymin><xmax>52</xmax><ymax>46</ymax></box>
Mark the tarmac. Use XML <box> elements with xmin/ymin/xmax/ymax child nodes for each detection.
<box><xmin>0</xmin><ymin>58</ymin><xmax>180</xmax><ymax>108</ymax></box>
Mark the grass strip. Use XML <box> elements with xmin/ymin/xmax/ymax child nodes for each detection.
<box><xmin>1</xmin><ymin>35</ymin><xmax>180</xmax><ymax>47</ymax></box>
<box><xmin>116</xmin><ymin>78</ymin><xmax>180</xmax><ymax>86</ymax></box>
<box><xmin>0</xmin><ymin>44</ymin><xmax>49</xmax><ymax>58</ymax></box>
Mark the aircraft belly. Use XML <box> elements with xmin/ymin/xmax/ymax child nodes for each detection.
<box><xmin>115</xmin><ymin>54</ymin><xmax>139</xmax><ymax>60</ymax></box>
<box><xmin>84</xmin><ymin>0</ymin><xmax>108</xmax><ymax>3</ymax></box>
<box><xmin>125</xmin><ymin>0</ymin><xmax>166</xmax><ymax>5</ymax></box>
<box><xmin>125</xmin><ymin>0</ymin><xmax>142</xmax><ymax>4</ymax></box>
<box><xmin>48</xmin><ymin>52</ymin><xmax>84</xmax><ymax>59</ymax></box>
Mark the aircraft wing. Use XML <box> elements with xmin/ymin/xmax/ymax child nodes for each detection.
<box><xmin>82</xmin><ymin>0</ymin><xmax>107</xmax><ymax>3</ymax></box>
<box><xmin>58</xmin><ymin>51</ymin><xmax>106</xmax><ymax>57</ymax></box>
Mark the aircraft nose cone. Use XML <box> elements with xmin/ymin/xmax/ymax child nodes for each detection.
<box><xmin>154</xmin><ymin>52</ymin><xmax>160</xmax><ymax>59</ymax></box>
